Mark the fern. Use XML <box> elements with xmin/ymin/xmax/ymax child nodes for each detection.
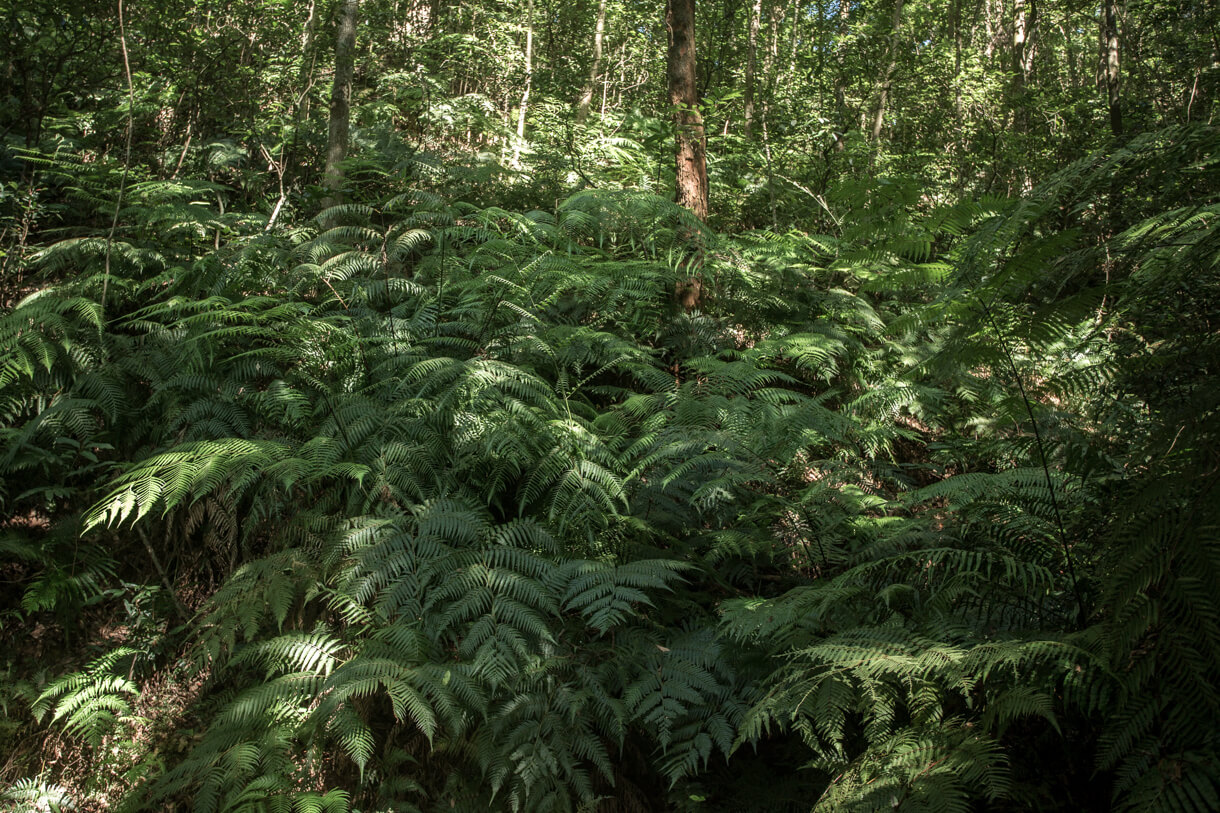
<box><xmin>5</xmin><ymin>126</ymin><xmax>1219</xmax><ymax>810</ymax></box>
<box><xmin>31</xmin><ymin>647</ymin><xmax>143</xmax><ymax>748</ymax></box>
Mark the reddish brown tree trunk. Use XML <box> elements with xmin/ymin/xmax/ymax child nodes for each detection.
<box><xmin>666</xmin><ymin>0</ymin><xmax>708</xmax><ymax>221</ymax></box>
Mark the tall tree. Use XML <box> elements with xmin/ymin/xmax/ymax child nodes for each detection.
<box><xmin>1100</xmin><ymin>0</ymin><xmax>1122</xmax><ymax>135</ymax></box>
<box><xmin>322</xmin><ymin>0</ymin><xmax>360</xmax><ymax>204</ymax></box>
<box><xmin>666</xmin><ymin>0</ymin><xmax>708</xmax><ymax>220</ymax></box>
<box><xmin>786</xmin><ymin>0</ymin><xmax>802</xmax><ymax>78</ymax></box>
<box><xmin>576</xmin><ymin>0</ymin><xmax>608</xmax><ymax>124</ymax></box>
<box><xmin>743</xmin><ymin>0</ymin><xmax>762</xmax><ymax>139</ymax></box>
<box><xmin>1011</xmin><ymin>0</ymin><xmax>1028</xmax><ymax>96</ymax></box>
<box><xmin>870</xmin><ymin>0</ymin><xmax>905</xmax><ymax>141</ymax></box>
<box><xmin>514</xmin><ymin>0</ymin><xmax>534</xmax><ymax>164</ymax></box>
<box><xmin>1009</xmin><ymin>0</ymin><xmax>1036</xmax><ymax>131</ymax></box>
<box><xmin>833</xmin><ymin>0</ymin><xmax>853</xmax><ymax>150</ymax></box>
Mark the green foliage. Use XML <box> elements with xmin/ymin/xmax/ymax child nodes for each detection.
<box><xmin>1</xmin><ymin>777</ymin><xmax>76</xmax><ymax>813</ymax></box>
<box><xmin>30</xmin><ymin>647</ymin><xmax>143</xmax><ymax>748</ymax></box>
<box><xmin>3</xmin><ymin>98</ymin><xmax>1220</xmax><ymax>812</ymax></box>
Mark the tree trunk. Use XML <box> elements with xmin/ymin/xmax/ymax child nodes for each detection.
<box><xmin>667</xmin><ymin>0</ymin><xmax>708</xmax><ymax>221</ymax></box>
<box><xmin>576</xmin><ymin>0</ymin><xmax>608</xmax><ymax>124</ymax></box>
<box><xmin>952</xmin><ymin>0</ymin><xmax>962</xmax><ymax>117</ymax></box>
<box><xmin>833</xmin><ymin>0</ymin><xmax>851</xmax><ymax>150</ymax></box>
<box><xmin>1010</xmin><ymin>0</ymin><xmax>1037</xmax><ymax>128</ymax></box>
<box><xmin>266</xmin><ymin>0</ymin><xmax>320</xmax><ymax>224</ymax></box>
<box><xmin>1012</xmin><ymin>0</ymin><xmax>1027</xmax><ymax>95</ymax></box>
<box><xmin>297</xmin><ymin>0</ymin><xmax>321</xmax><ymax>121</ymax></box>
<box><xmin>870</xmin><ymin>0</ymin><xmax>905</xmax><ymax>141</ymax></box>
<box><xmin>744</xmin><ymin>0</ymin><xmax>762</xmax><ymax>139</ymax></box>
<box><xmin>666</xmin><ymin>0</ymin><xmax>708</xmax><ymax>311</ymax></box>
<box><xmin>764</xmin><ymin>0</ymin><xmax>780</xmax><ymax>90</ymax></box>
<box><xmin>514</xmin><ymin>0</ymin><xmax>534</xmax><ymax>163</ymax></box>
<box><xmin>322</xmin><ymin>0</ymin><xmax>359</xmax><ymax>205</ymax></box>
<box><xmin>787</xmin><ymin>0</ymin><xmax>802</xmax><ymax>77</ymax></box>
<box><xmin>1101</xmin><ymin>0</ymin><xmax>1122</xmax><ymax>135</ymax></box>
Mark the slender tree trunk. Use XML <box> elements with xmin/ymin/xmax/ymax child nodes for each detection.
<box><xmin>1021</xmin><ymin>0</ymin><xmax>1037</xmax><ymax>77</ymax></box>
<box><xmin>870</xmin><ymin>0</ymin><xmax>905</xmax><ymax>141</ymax></box>
<box><xmin>666</xmin><ymin>0</ymin><xmax>708</xmax><ymax>220</ymax></box>
<box><xmin>297</xmin><ymin>0</ymin><xmax>321</xmax><ymax>121</ymax></box>
<box><xmin>760</xmin><ymin>2</ymin><xmax>781</xmax><ymax>227</ymax></box>
<box><xmin>1010</xmin><ymin>0</ymin><xmax>1037</xmax><ymax>129</ymax></box>
<box><xmin>1061</xmin><ymin>9</ymin><xmax>1079</xmax><ymax>92</ymax></box>
<box><xmin>744</xmin><ymin>0</ymin><xmax>762</xmax><ymax>139</ymax></box>
<box><xmin>666</xmin><ymin>0</ymin><xmax>708</xmax><ymax>311</ymax></box>
<box><xmin>323</xmin><ymin>0</ymin><xmax>359</xmax><ymax>205</ymax></box>
<box><xmin>833</xmin><ymin>0</ymin><xmax>851</xmax><ymax>150</ymax></box>
<box><xmin>952</xmin><ymin>0</ymin><xmax>962</xmax><ymax>117</ymax></box>
<box><xmin>1101</xmin><ymin>0</ymin><xmax>1122</xmax><ymax>135</ymax></box>
<box><xmin>760</xmin><ymin>2</ymin><xmax>782</xmax><ymax>118</ymax></box>
<box><xmin>514</xmin><ymin>0</ymin><xmax>534</xmax><ymax>163</ymax></box>
<box><xmin>787</xmin><ymin>0</ymin><xmax>802</xmax><ymax>76</ymax></box>
<box><xmin>1012</xmin><ymin>0</ymin><xmax>1027</xmax><ymax>92</ymax></box>
<box><xmin>576</xmin><ymin>0</ymin><xmax>608</xmax><ymax>124</ymax></box>
<box><xmin>764</xmin><ymin>0</ymin><xmax>780</xmax><ymax>89</ymax></box>
<box><xmin>266</xmin><ymin>0</ymin><xmax>321</xmax><ymax>227</ymax></box>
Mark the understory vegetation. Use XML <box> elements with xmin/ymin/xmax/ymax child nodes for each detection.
<box><xmin>2</xmin><ymin>0</ymin><xmax>1219</xmax><ymax>810</ymax></box>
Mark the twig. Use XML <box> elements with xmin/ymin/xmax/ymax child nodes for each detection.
<box><xmin>133</xmin><ymin>525</ymin><xmax>190</xmax><ymax>623</ymax></box>
<box><xmin>170</xmin><ymin>121</ymin><xmax>193</xmax><ymax>179</ymax></box>
<box><xmin>321</xmin><ymin>276</ymin><xmax>349</xmax><ymax>309</ymax></box>
<box><xmin>775</xmin><ymin>173</ymin><xmax>841</xmax><ymax>229</ymax></box>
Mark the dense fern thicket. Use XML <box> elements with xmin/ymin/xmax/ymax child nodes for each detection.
<box><xmin>4</xmin><ymin>0</ymin><xmax>1217</xmax><ymax>807</ymax></box>
<box><xmin>1</xmin><ymin>120</ymin><xmax>1217</xmax><ymax>812</ymax></box>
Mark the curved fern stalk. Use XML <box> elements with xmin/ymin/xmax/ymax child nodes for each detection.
<box><xmin>973</xmin><ymin>294</ymin><xmax>1085</xmax><ymax>625</ymax></box>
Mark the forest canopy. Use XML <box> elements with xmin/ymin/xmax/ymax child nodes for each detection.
<box><xmin>1</xmin><ymin>0</ymin><xmax>1218</xmax><ymax>811</ymax></box>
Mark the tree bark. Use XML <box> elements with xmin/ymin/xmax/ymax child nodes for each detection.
<box><xmin>1012</xmin><ymin>0</ymin><xmax>1027</xmax><ymax>95</ymax></box>
<box><xmin>576</xmin><ymin>0</ymin><xmax>608</xmax><ymax>124</ymax></box>
<box><xmin>952</xmin><ymin>0</ymin><xmax>962</xmax><ymax>117</ymax></box>
<box><xmin>297</xmin><ymin>0</ymin><xmax>321</xmax><ymax>121</ymax></box>
<box><xmin>764</xmin><ymin>0</ymin><xmax>781</xmax><ymax>91</ymax></box>
<box><xmin>514</xmin><ymin>0</ymin><xmax>534</xmax><ymax>163</ymax></box>
<box><xmin>744</xmin><ymin>0</ymin><xmax>762</xmax><ymax>139</ymax></box>
<box><xmin>666</xmin><ymin>0</ymin><xmax>708</xmax><ymax>221</ymax></box>
<box><xmin>833</xmin><ymin>0</ymin><xmax>851</xmax><ymax>150</ymax></box>
<box><xmin>322</xmin><ymin>0</ymin><xmax>359</xmax><ymax>205</ymax></box>
<box><xmin>787</xmin><ymin>0</ymin><xmax>802</xmax><ymax>77</ymax></box>
<box><xmin>870</xmin><ymin>0</ymin><xmax>905</xmax><ymax>141</ymax></box>
<box><xmin>1101</xmin><ymin>0</ymin><xmax>1122</xmax><ymax>136</ymax></box>
<box><xmin>1010</xmin><ymin>0</ymin><xmax>1037</xmax><ymax>128</ymax></box>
